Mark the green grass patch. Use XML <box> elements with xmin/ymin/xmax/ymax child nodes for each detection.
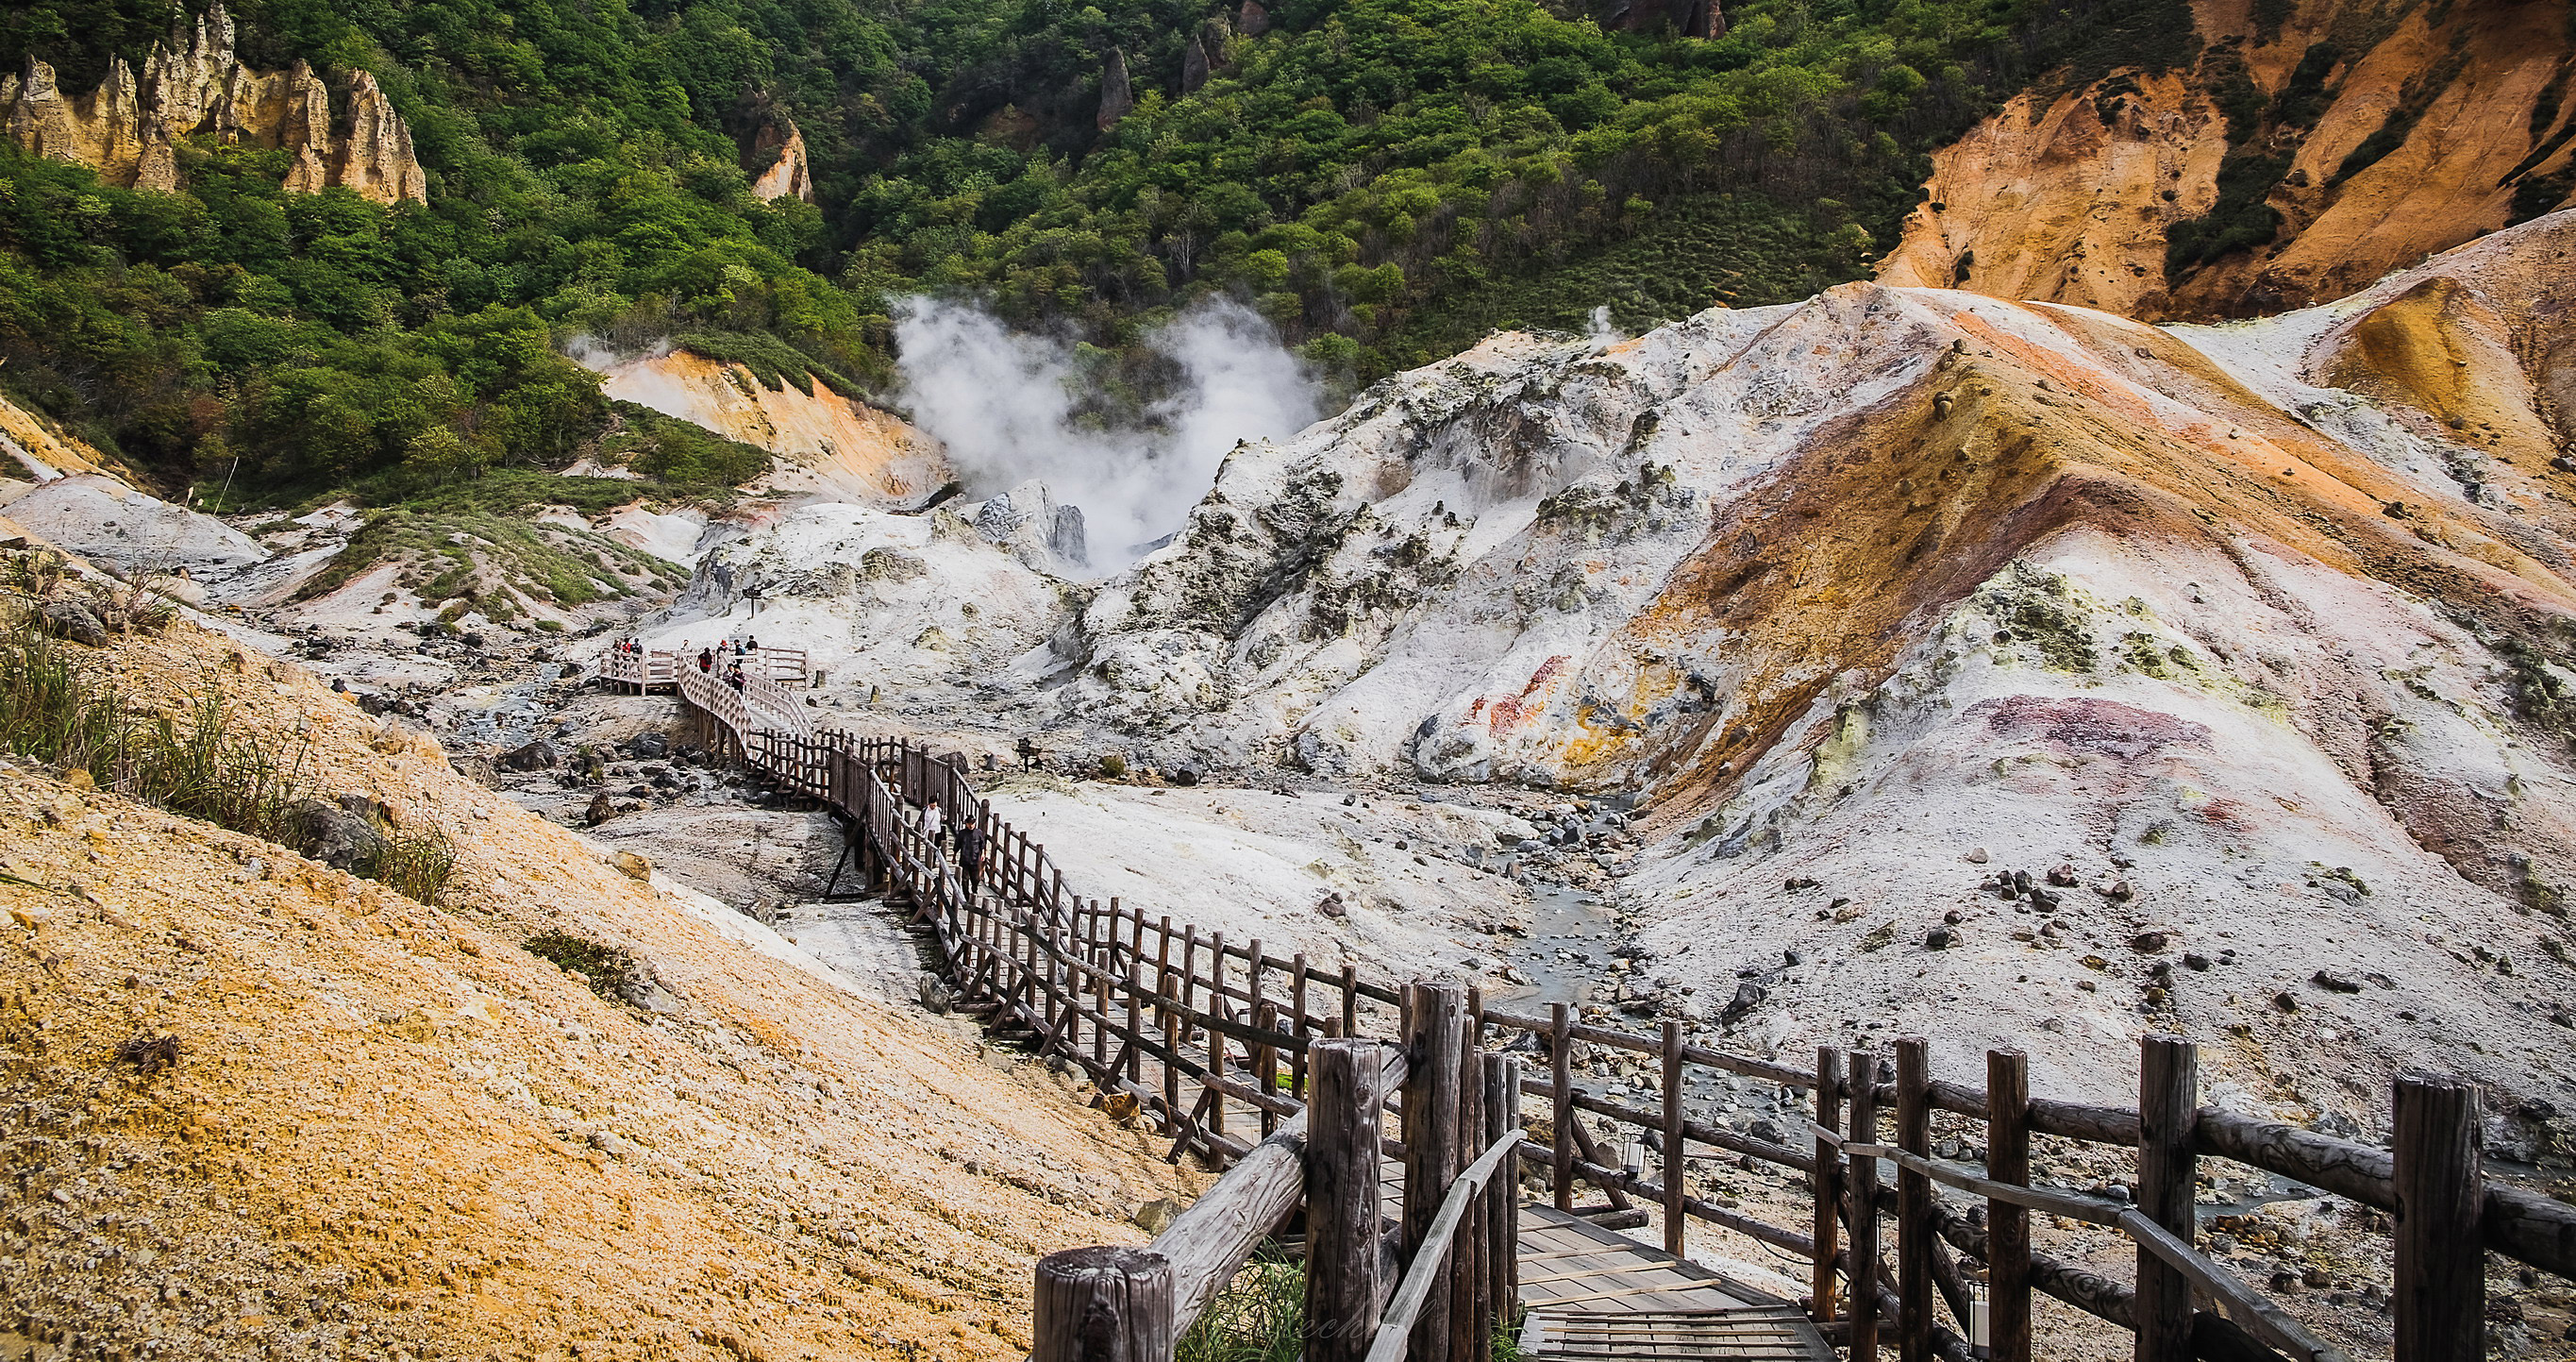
<box><xmin>1179</xmin><ymin>1253</ymin><xmax>1305</xmax><ymax>1362</ymax></box>
<box><xmin>523</xmin><ymin>929</ymin><xmax>643</xmax><ymax>1002</ymax></box>
<box><xmin>668</xmin><ymin>332</ymin><xmax>864</xmax><ymax>399</ymax></box>
<box><xmin>0</xmin><ymin>589</ymin><xmax>455</xmax><ymax>905</ymax></box>
<box><xmin>294</xmin><ymin>508</ymin><xmax>686</xmax><ymax>610</ymax></box>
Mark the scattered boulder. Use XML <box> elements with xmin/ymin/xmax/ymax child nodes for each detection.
<box><xmin>39</xmin><ymin>600</ymin><xmax>110</xmax><ymax>647</ymax></box>
<box><xmin>292</xmin><ymin>799</ymin><xmax>389</xmax><ymax>873</ymax></box>
<box><xmin>917</xmin><ymin>971</ymin><xmax>955</xmax><ymax>1015</ymax></box>
<box><xmin>2046</xmin><ymin>864</ymin><xmax>2080</xmax><ymax>887</ymax></box>
<box><xmin>1925</xmin><ymin>925</ymin><xmax>1956</xmax><ymax>950</ymax></box>
<box><xmin>628</xmin><ymin>731</ymin><xmax>671</xmax><ymax>759</ymax></box>
<box><xmin>2312</xmin><ymin>969</ymin><xmax>2363</xmax><ymax>994</ymax></box>
<box><xmin>610</xmin><ymin>849</ymin><xmax>652</xmax><ymax>882</ymax></box>
<box><xmin>584</xmin><ymin>792</ymin><xmax>615</xmax><ymax>826</ymax></box>
<box><xmin>1133</xmin><ymin>1197</ymin><xmax>1181</xmax><ymax>1233</ymax></box>
<box><xmin>1316</xmin><ymin>892</ymin><xmax>1347</xmax><ymax>917</ymax></box>
<box><xmin>2183</xmin><ymin>952</ymin><xmax>2213</xmax><ymax>971</ymax></box>
<box><xmin>1963</xmin><ymin>847</ymin><xmax>1989</xmax><ymax>864</ymax></box>
<box><xmin>498</xmin><ymin>739</ymin><xmax>560</xmax><ymax>772</ymax></box>
<box><xmin>1857</xmin><ymin>921</ymin><xmax>1897</xmax><ymax>953</ymax></box>
<box><xmin>1718</xmin><ymin>981</ymin><xmax>1765</xmax><ymax>1025</ymax></box>
<box><xmin>2130</xmin><ymin>930</ymin><xmax>2169</xmax><ymax>953</ymax></box>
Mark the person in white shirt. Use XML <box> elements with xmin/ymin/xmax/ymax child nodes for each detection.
<box><xmin>920</xmin><ymin>797</ymin><xmax>945</xmax><ymax>852</ymax></box>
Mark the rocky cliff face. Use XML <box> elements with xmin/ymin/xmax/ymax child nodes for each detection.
<box><xmin>1053</xmin><ymin>210</ymin><xmax>2576</xmax><ymax>1106</ymax></box>
<box><xmin>583</xmin><ymin>347</ymin><xmax>948</xmax><ymax>506</ymax></box>
<box><xmin>0</xmin><ymin>1</ymin><xmax>427</xmax><ymax>205</ymax></box>
<box><xmin>1881</xmin><ymin>0</ymin><xmax>2576</xmax><ymax>319</ymax></box>
<box><xmin>746</xmin><ymin>120</ymin><xmax>814</xmax><ymax>203</ymax></box>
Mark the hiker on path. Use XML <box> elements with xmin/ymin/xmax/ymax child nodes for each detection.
<box><xmin>697</xmin><ymin>647</ymin><xmax>714</xmax><ymax>673</ymax></box>
<box><xmin>920</xmin><ymin>796</ymin><xmax>946</xmax><ymax>852</ymax></box>
<box><xmin>954</xmin><ymin>821</ymin><xmax>986</xmax><ymax>895</ymax></box>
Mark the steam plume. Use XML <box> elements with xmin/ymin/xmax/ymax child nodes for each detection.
<box><xmin>892</xmin><ymin>297</ymin><xmax>1320</xmax><ymax>570</ymax></box>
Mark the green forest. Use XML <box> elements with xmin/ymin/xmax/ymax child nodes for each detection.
<box><xmin>0</xmin><ymin>0</ymin><xmax>2199</xmax><ymax>506</ymax></box>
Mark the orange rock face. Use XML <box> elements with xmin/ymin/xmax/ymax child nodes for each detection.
<box><xmin>0</xmin><ymin>1</ymin><xmax>427</xmax><ymax>205</ymax></box>
<box><xmin>1881</xmin><ymin>0</ymin><xmax>2576</xmax><ymax>320</ymax></box>
<box><xmin>591</xmin><ymin>348</ymin><xmax>951</xmax><ymax>505</ymax></box>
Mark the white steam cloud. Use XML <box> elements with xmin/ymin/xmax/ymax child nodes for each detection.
<box><xmin>893</xmin><ymin>297</ymin><xmax>1321</xmax><ymax>570</ymax></box>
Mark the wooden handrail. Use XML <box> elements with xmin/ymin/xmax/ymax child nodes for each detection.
<box><xmin>665</xmin><ymin>701</ymin><xmax>2565</xmax><ymax>1362</ymax></box>
<box><xmin>1363</xmin><ymin>1129</ymin><xmax>1523</xmax><ymax>1362</ymax></box>
<box><xmin>1147</xmin><ymin>1046</ymin><xmax>1411</xmax><ymax>1337</ymax></box>
<box><xmin>1809</xmin><ymin>1120</ymin><xmax>2347</xmax><ymax>1362</ymax></box>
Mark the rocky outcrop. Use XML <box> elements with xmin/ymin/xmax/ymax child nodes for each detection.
<box><xmin>746</xmin><ymin>120</ymin><xmax>814</xmax><ymax>203</ymax></box>
<box><xmin>0</xmin><ymin>1</ymin><xmax>426</xmax><ymax>204</ymax></box>
<box><xmin>1097</xmin><ymin>49</ymin><xmax>1134</xmax><ymax>131</ymax></box>
<box><xmin>1881</xmin><ymin>0</ymin><xmax>2576</xmax><ymax>319</ymax></box>
<box><xmin>579</xmin><ymin>347</ymin><xmax>949</xmax><ymax>505</ymax></box>
<box><xmin>1055</xmin><ymin>209</ymin><xmax>2576</xmax><ymax>1103</ymax></box>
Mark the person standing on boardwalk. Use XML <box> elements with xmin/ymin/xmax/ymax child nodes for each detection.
<box><xmin>953</xmin><ymin>821</ymin><xmax>985</xmax><ymax>898</ymax></box>
<box><xmin>920</xmin><ymin>796</ymin><xmax>945</xmax><ymax>853</ymax></box>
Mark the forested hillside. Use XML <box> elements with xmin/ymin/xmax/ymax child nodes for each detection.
<box><xmin>1</xmin><ymin>0</ymin><xmax>2197</xmax><ymax>503</ymax></box>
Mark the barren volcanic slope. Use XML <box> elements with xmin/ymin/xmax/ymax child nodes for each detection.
<box><xmin>0</xmin><ymin>607</ymin><xmax>1192</xmax><ymax>1360</ymax></box>
<box><xmin>1058</xmin><ymin>210</ymin><xmax>2576</xmax><ymax>1122</ymax></box>
<box><xmin>1879</xmin><ymin>0</ymin><xmax>2576</xmax><ymax>319</ymax></box>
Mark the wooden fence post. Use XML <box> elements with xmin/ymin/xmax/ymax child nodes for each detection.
<box><xmin>1291</xmin><ymin>953</ymin><xmax>1312</xmax><ymax>1099</ymax></box>
<box><xmin>1848</xmin><ymin>1047</ymin><xmax>1880</xmax><ymax>1362</ymax></box>
<box><xmin>2135</xmin><ymin>1034</ymin><xmax>2198</xmax><ymax>1362</ymax></box>
<box><xmin>1207</xmin><ymin>933</ymin><xmax>1228</xmax><ymax>1146</ymax></box>
<box><xmin>1895</xmin><ymin>1036</ymin><xmax>1931</xmax><ymax>1362</ymax></box>
<box><xmin>1306</xmin><ymin>1039</ymin><xmax>1386</xmax><ymax>1362</ymax></box>
<box><xmin>1663</xmin><ymin>1019</ymin><xmax>1687</xmax><ymax>1256</ymax></box>
<box><xmin>1032</xmin><ymin>1246</ymin><xmax>1175</xmax><ymax>1362</ymax></box>
<box><xmin>1485</xmin><ymin>1051</ymin><xmax>1521</xmax><ymax>1350</ymax></box>
<box><xmin>1453</xmin><ymin>1031</ymin><xmax>1487</xmax><ymax>1362</ymax></box>
<box><xmin>1551</xmin><ymin>1003</ymin><xmax>1574</xmax><ymax>1213</ymax></box>
<box><xmin>2393</xmin><ymin>1071</ymin><xmax>2484</xmax><ymax>1362</ymax></box>
<box><xmin>1404</xmin><ymin>982</ymin><xmax>1468</xmax><ymax>1362</ymax></box>
<box><xmin>1985</xmin><ymin>1048</ymin><xmax>2031</xmax><ymax>1362</ymax></box>
<box><xmin>1813</xmin><ymin>1047</ymin><xmax>1842</xmax><ymax>1325</ymax></box>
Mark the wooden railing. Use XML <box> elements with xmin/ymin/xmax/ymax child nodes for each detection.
<box><xmin>665</xmin><ymin>714</ymin><xmax>2573</xmax><ymax>1362</ymax></box>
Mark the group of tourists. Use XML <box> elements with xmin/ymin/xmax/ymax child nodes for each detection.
<box><xmin>914</xmin><ymin>796</ymin><xmax>988</xmax><ymax>897</ymax></box>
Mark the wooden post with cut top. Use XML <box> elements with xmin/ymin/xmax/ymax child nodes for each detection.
<box><xmin>1551</xmin><ymin>1003</ymin><xmax>1574</xmax><ymax>1212</ymax></box>
<box><xmin>1305</xmin><ymin>1038</ymin><xmax>1386</xmax><ymax>1362</ymax></box>
<box><xmin>1032</xmin><ymin>1245</ymin><xmax>1174</xmax><ymax>1362</ymax></box>
<box><xmin>2134</xmin><ymin>1034</ymin><xmax>2198</xmax><ymax>1362</ymax></box>
<box><xmin>1895</xmin><ymin>1036</ymin><xmax>1932</xmax><ymax>1362</ymax></box>
<box><xmin>1663</xmin><ymin>1019</ymin><xmax>1686</xmax><ymax>1256</ymax></box>
<box><xmin>1847</xmin><ymin>1047</ymin><xmax>1880</xmax><ymax>1362</ymax></box>
<box><xmin>1484</xmin><ymin>1051</ymin><xmax>1521</xmax><ymax>1351</ymax></box>
<box><xmin>1813</xmin><ymin>1046</ymin><xmax>1842</xmax><ymax>1325</ymax></box>
<box><xmin>2393</xmin><ymin>1070</ymin><xmax>2484</xmax><ymax>1362</ymax></box>
<box><xmin>1985</xmin><ymin>1048</ymin><xmax>2032</xmax><ymax>1362</ymax></box>
<box><xmin>1403</xmin><ymin>982</ymin><xmax>1468</xmax><ymax>1362</ymax></box>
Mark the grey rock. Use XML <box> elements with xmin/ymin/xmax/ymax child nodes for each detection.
<box><xmin>628</xmin><ymin>731</ymin><xmax>671</xmax><ymax>759</ymax></box>
<box><xmin>292</xmin><ymin>799</ymin><xmax>389</xmax><ymax>873</ymax></box>
<box><xmin>498</xmin><ymin>739</ymin><xmax>560</xmax><ymax>772</ymax></box>
<box><xmin>40</xmin><ymin>600</ymin><xmax>110</xmax><ymax>647</ymax></box>
<box><xmin>2311</xmin><ymin>969</ymin><xmax>2363</xmax><ymax>994</ymax></box>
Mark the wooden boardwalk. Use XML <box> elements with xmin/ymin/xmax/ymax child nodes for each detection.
<box><xmin>651</xmin><ymin>651</ymin><xmax>1838</xmax><ymax>1361</ymax></box>
<box><xmin>1511</xmin><ymin>1206</ymin><xmax>1833</xmax><ymax>1357</ymax></box>
<box><xmin>1364</xmin><ymin>1153</ymin><xmax>1832</xmax><ymax>1357</ymax></box>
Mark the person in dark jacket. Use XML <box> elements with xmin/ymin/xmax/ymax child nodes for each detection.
<box><xmin>953</xmin><ymin>821</ymin><xmax>986</xmax><ymax>895</ymax></box>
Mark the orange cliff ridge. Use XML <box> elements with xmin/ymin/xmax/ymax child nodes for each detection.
<box><xmin>0</xmin><ymin>1</ymin><xmax>427</xmax><ymax>206</ymax></box>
